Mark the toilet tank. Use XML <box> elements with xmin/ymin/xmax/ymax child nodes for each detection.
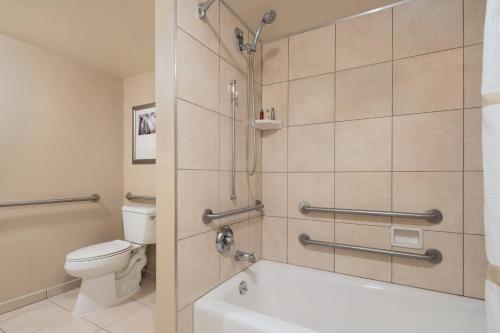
<box><xmin>122</xmin><ymin>206</ymin><xmax>156</xmax><ymax>244</ymax></box>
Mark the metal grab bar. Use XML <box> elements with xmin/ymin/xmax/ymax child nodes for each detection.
<box><xmin>0</xmin><ymin>193</ymin><xmax>100</xmax><ymax>208</ymax></box>
<box><xmin>299</xmin><ymin>234</ymin><xmax>442</xmax><ymax>264</ymax></box>
<box><xmin>125</xmin><ymin>192</ymin><xmax>156</xmax><ymax>201</ymax></box>
<box><xmin>203</xmin><ymin>200</ymin><xmax>264</xmax><ymax>224</ymax></box>
<box><xmin>299</xmin><ymin>202</ymin><xmax>442</xmax><ymax>224</ymax></box>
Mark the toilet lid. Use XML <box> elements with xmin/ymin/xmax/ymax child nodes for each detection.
<box><xmin>66</xmin><ymin>240</ymin><xmax>131</xmax><ymax>262</ymax></box>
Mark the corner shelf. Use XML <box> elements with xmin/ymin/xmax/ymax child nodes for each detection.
<box><xmin>252</xmin><ymin>119</ymin><xmax>282</xmax><ymax>130</ymax></box>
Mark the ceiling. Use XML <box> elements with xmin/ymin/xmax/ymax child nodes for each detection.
<box><xmin>0</xmin><ymin>0</ymin><xmax>155</xmax><ymax>79</ymax></box>
<box><xmin>223</xmin><ymin>0</ymin><xmax>402</xmax><ymax>42</ymax></box>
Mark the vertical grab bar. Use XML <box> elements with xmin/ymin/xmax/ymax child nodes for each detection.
<box><xmin>229</xmin><ymin>80</ymin><xmax>238</xmax><ymax>200</ymax></box>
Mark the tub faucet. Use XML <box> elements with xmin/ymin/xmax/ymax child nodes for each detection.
<box><xmin>235</xmin><ymin>250</ymin><xmax>256</xmax><ymax>263</ymax></box>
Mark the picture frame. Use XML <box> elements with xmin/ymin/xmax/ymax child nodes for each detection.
<box><xmin>132</xmin><ymin>102</ymin><xmax>156</xmax><ymax>164</ymax></box>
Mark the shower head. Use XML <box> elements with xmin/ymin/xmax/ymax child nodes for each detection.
<box><xmin>250</xmin><ymin>9</ymin><xmax>277</xmax><ymax>52</ymax></box>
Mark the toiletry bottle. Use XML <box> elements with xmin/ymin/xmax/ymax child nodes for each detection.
<box><xmin>259</xmin><ymin>109</ymin><xmax>264</xmax><ymax>120</ymax></box>
<box><xmin>265</xmin><ymin>109</ymin><xmax>270</xmax><ymax>119</ymax></box>
<box><xmin>271</xmin><ymin>108</ymin><xmax>275</xmax><ymax>120</ymax></box>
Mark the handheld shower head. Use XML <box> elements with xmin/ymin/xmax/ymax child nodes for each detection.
<box><xmin>251</xmin><ymin>9</ymin><xmax>277</xmax><ymax>52</ymax></box>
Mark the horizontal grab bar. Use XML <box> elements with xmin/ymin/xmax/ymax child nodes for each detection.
<box><xmin>299</xmin><ymin>202</ymin><xmax>442</xmax><ymax>224</ymax></box>
<box><xmin>299</xmin><ymin>234</ymin><xmax>442</xmax><ymax>264</ymax></box>
<box><xmin>203</xmin><ymin>200</ymin><xmax>264</xmax><ymax>224</ymax></box>
<box><xmin>0</xmin><ymin>194</ymin><xmax>100</xmax><ymax>208</ymax></box>
<box><xmin>125</xmin><ymin>192</ymin><xmax>156</xmax><ymax>201</ymax></box>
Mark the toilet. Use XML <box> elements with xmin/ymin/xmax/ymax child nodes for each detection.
<box><xmin>64</xmin><ymin>205</ymin><xmax>155</xmax><ymax>315</ymax></box>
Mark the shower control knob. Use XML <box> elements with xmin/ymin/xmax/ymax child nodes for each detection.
<box><xmin>216</xmin><ymin>227</ymin><xmax>234</xmax><ymax>253</ymax></box>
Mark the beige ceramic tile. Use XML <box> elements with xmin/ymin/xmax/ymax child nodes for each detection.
<box><xmin>249</xmin><ymin>126</ymin><xmax>263</xmax><ymax>174</ymax></box>
<box><xmin>288</xmin><ymin>73</ymin><xmax>335</xmax><ymax>126</ymax></box>
<box><xmin>288</xmin><ymin>123</ymin><xmax>335</xmax><ymax>172</ymax></box>
<box><xmin>465</xmin><ymin>171</ymin><xmax>484</xmax><ymax>235</ymax></box>
<box><xmin>220</xmin><ymin>221</ymin><xmax>250</xmax><ymax>281</ymax></box>
<box><xmin>177</xmin><ymin>231</ymin><xmax>219</xmax><ymax>309</ymax></box>
<box><xmin>393</xmin><ymin>110</ymin><xmax>463</xmax><ymax>171</ymax></box>
<box><xmin>335</xmin><ymin>117</ymin><xmax>392</xmax><ymax>171</ymax></box>
<box><xmin>0</xmin><ymin>300</ymin><xmax>51</xmax><ymax>323</ymax></box>
<box><xmin>177</xmin><ymin>29</ymin><xmax>219</xmax><ymax>111</ymax></box>
<box><xmin>393</xmin><ymin>49</ymin><xmax>463</xmax><ymax>115</ymax></box>
<box><xmin>250</xmin><ymin>33</ymin><xmax>263</xmax><ymax>84</ymax></box>
<box><xmin>335</xmin><ymin>62</ymin><xmax>392</xmax><ymax>121</ymax></box>
<box><xmin>249</xmin><ymin>217</ymin><xmax>262</xmax><ymax>260</ymax></box>
<box><xmin>177</xmin><ymin>99</ymin><xmax>219</xmax><ymax>170</ymax></box>
<box><xmin>335</xmin><ymin>172</ymin><xmax>391</xmax><ymax>211</ymax></box>
<box><xmin>262</xmin><ymin>173</ymin><xmax>287</xmax><ymax>217</ymax></box>
<box><xmin>288</xmin><ymin>218</ymin><xmax>334</xmax><ymax>271</ymax></box>
<box><xmin>288</xmin><ymin>173</ymin><xmax>335</xmax><ymax>221</ymax></box>
<box><xmin>220</xmin><ymin>116</ymin><xmax>247</xmax><ymax>172</ymax></box>
<box><xmin>262</xmin><ymin>217</ymin><xmax>287</xmax><ymax>262</ymax></box>
<box><xmin>0</xmin><ymin>302</ymin><xmax>70</xmax><ymax>333</ymax></box>
<box><xmin>262</xmin><ymin>38</ymin><xmax>289</xmax><ymax>85</ymax></box>
<box><xmin>220</xmin><ymin>4</ymin><xmax>248</xmax><ymax>73</ymax></box>
<box><xmin>336</xmin><ymin>8</ymin><xmax>392</xmax><ymax>70</ymax></box>
<box><xmin>393</xmin><ymin>231</ymin><xmax>463</xmax><ymax>295</ymax></box>
<box><xmin>393</xmin><ymin>172</ymin><xmax>463</xmax><ymax>233</ymax></box>
<box><xmin>49</xmin><ymin>289</ymin><xmax>78</xmax><ymax>311</ymax></box>
<box><xmin>82</xmin><ymin>301</ymin><xmax>144</xmax><ymax>328</ymax></box>
<box><xmin>335</xmin><ymin>223</ymin><xmax>391</xmax><ymax>282</ymax></box>
<box><xmin>262</xmin><ymin>82</ymin><xmax>288</xmax><ymax>125</ymax></box>
<box><xmin>177</xmin><ymin>0</ymin><xmax>219</xmax><ymax>54</ymax></box>
<box><xmin>465</xmin><ymin>0</ymin><xmax>486</xmax><ymax>46</ymax></box>
<box><xmin>464</xmin><ymin>45</ymin><xmax>483</xmax><ymax>109</ymax></box>
<box><xmin>219</xmin><ymin>59</ymin><xmax>247</xmax><ymax>122</ymax></box>
<box><xmin>248</xmin><ymin>172</ymin><xmax>262</xmax><ymax>218</ymax></box>
<box><xmin>131</xmin><ymin>279</ymin><xmax>156</xmax><ymax>308</ymax></box>
<box><xmin>37</xmin><ymin>317</ymin><xmax>99</xmax><ymax>333</ymax></box>
<box><xmin>177</xmin><ymin>304</ymin><xmax>193</xmax><ymax>333</ymax></box>
<box><xmin>464</xmin><ymin>234</ymin><xmax>487</xmax><ymax>299</ymax></box>
<box><xmin>464</xmin><ymin>108</ymin><xmax>483</xmax><ymax>171</ymax></box>
<box><xmin>106</xmin><ymin>307</ymin><xmax>155</xmax><ymax>333</ymax></box>
<box><xmin>219</xmin><ymin>172</ymin><xmax>250</xmax><ymax>224</ymax></box>
<box><xmin>177</xmin><ymin>170</ymin><xmax>219</xmax><ymax>239</ymax></box>
<box><xmin>289</xmin><ymin>25</ymin><xmax>335</xmax><ymax>80</ymax></box>
<box><xmin>262</xmin><ymin>127</ymin><xmax>287</xmax><ymax>172</ymax></box>
<box><xmin>393</xmin><ymin>0</ymin><xmax>463</xmax><ymax>58</ymax></box>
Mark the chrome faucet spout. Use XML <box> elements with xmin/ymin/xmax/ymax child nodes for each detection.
<box><xmin>235</xmin><ymin>250</ymin><xmax>256</xmax><ymax>263</ymax></box>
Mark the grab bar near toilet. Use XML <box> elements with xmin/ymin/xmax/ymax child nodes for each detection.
<box><xmin>0</xmin><ymin>193</ymin><xmax>100</xmax><ymax>207</ymax></box>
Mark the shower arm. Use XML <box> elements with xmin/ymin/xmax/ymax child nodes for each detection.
<box><xmin>197</xmin><ymin>0</ymin><xmax>216</xmax><ymax>20</ymax></box>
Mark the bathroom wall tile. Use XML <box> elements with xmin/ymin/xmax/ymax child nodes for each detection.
<box><xmin>288</xmin><ymin>173</ymin><xmax>335</xmax><ymax>221</ymax></box>
<box><xmin>250</xmin><ymin>33</ymin><xmax>263</xmax><ymax>84</ymax></box>
<box><xmin>177</xmin><ymin>100</ymin><xmax>219</xmax><ymax>170</ymax></box>
<box><xmin>288</xmin><ymin>73</ymin><xmax>335</xmax><ymax>126</ymax></box>
<box><xmin>289</xmin><ymin>25</ymin><xmax>335</xmax><ymax>80</ymax></box>
<box><xmin>249</xmin><ymin>217</ymin><xmax>262</xmax><ymax>260</ymax></box>
<box><xmin>49</xmin><ymin>289</ymin><xmax>78</xmax><ymax>311</ymax></box>
<box><xmin>464</xmin><ymin>0</ymin><xmax>486</xmax><ymax>46</ymax></box>
<box><xmin>220</xmin><ymin>4</ymin><xmax>248</xmax><ymax>73</ymax></box>
<box><xmin>262</xmin><ymin>217</ymin><xmax>288</xmax><ymax>262</ymax></box>
<box><xmin>248</xmin><ymin>172</ymin><xmax>262</xmax><ymax>218</ymax></box>
<box><xmin>262</xmin><ymin>38</ymin><xmax>288</xmax><ymax>85</ymax></box>
<box><xmin>335</xmin><ymin>62</ymin><xmax>392</xmax><ymax>121</ymax></box>
<box><xmin>393</xmin><ymin>49</ymin><xmax>463</xmax><ymax>115</ymax></box>
<box><xmin>219</xmin><ymin>171</ymin><xmax>249</xmax><ymax>224</ymax></box>
<box><xmin>178</xmin><ymin>231</ymin><xmax>219</xmax><ymax>309</ymax></box>
<box><xmin>177</xmin><ymin>0</ymin><xmax>219</xmax><ymax>54</ymax></box>
<box><xmin>262</xmin><ymin>173</ymin><xmax>287</xmax><ymax>217</ymax></box>
<box><xmin>336</xmin><ymin>8</ymin><xmax>392</xmax><ymax>70</ymax></box>
<box><xmin>220</xmin><ymin>220</ymin><xmax>250</xmax><ymax>281</ymax></box>
<box><xmin>220</xmin><ymin>59</ymin><xmax>247</xmax><ymax>122</ymax></box>
<box><xmin>177</xmin><ymin>304</ymin><xmax>193</xmax><ymax>333</ymax></box>
<box><xmin>177</xmin><ymin>170</ymin><xmax>219</xmax><ymax>239</ymax></box>
<box><xmin>334</xmin><ymin>223</ymin><xmax>391</xmax><ymax>282</ymax></box>
<box><xmin>335</xmin><ymin>117</ymin><xmax>392</xmax><ymax>172</ymax></box>
<box><xmin>250</xmin><ymin>125</ymin><xmax>263</xmax><ymax>173</ymax></box>
<box><xmin>220</xmin><ymin>116</ymin><xmax>247</xmax><ymax>171</ymax></box>
<box><xmin>288</xmin><ymin>123</ymin><xmax>335</xmax><ymax>172</ymax></box>
<box><xmin>464</xmin><ymin>234</ymin><xmax>487</xmax><ymax>299</ymax></box>
<box><xmin>335</xmin><ymin>172</ymin><xmax>392</xmax><ymax>211</ymax></box>
<box><xmin>177</xmin><ymin>29</ymin><xmax>219</xmax><ymax>111</ymax></box>
<box><xmin>464</xmin><ymin>108</ymin><xmax>483</xmax><ymax>171</ymax></box>
<box><xmin>393</xmin><ymin>231</ymin><xmax>463</xmax><ymax>295</ymax></box>
<box><xmin>464</xmin><ymin>45</ymin><xmax>483</xmax><ymax>109</ymax></box>
<box><xmin>392</xmin><ymin>172</ymin><xmax>463</xmax><ymax>233</ymax></box>
<box><xmin>262</xmin><ymin>127</ymin><xmax>287</xmax><ymax>172</ymax></box>
<box><xmin>393</xmin><ymin>110</ymin><xmax>463</xmax><ymax>171</ymax></box>
<box><xmin>464</xmin><ymin>172</ymin><xmax>484</xmax><ymax>235</ymax></box>
<box><xmin>262</xmin><ymin>82</ymin><xmax>288</xmax><ymax>125</ymax></box>
<box><xmin>393</xmin><ymin>0</ymin><xmax>463</xmax><ymax>59</ymax></box>
<box><xmin>288</xmin><ymin>218</ymin><xmax>334</xmax><ymax>271</ymax></box>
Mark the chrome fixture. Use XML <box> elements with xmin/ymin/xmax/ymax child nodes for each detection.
<box><xmin>197</xmin><ymin>0</ymin><xmax>216</xmax><ymax>19</ymax></box>
<box><xmin>125</xmin><ymin>192</ymin><xmax>156</xmax><ymax>201</ymax></box>
<box><xmin>235</xmin><ymin>250</ymin><xmax>256</xmax><ymax>263</ymax></box>
<box><xmin>203</xmin><ymin>200</ymin><xmax>263</xmax><ymax>224</ymax></box>
<box><xmin>229</xmin><ymin>80</ymin><xmax>238</xmax><ymax>200</ymax></box>
<box><xmin>299</xmin><ymin>234</ymin><xmax>443</xmax><ymax>264</ymax></box>
<box><xmin>236</xmin><ymin>9</ymin><xmax>277</xmax><ymax>177</ymax></box>
<box><xmin>216</xmin><ymin>227</ymin><xmax>234</xmax><ymax>253</ymax></box>
<box><xmin>299</xmin><ymin>202</ymin><xmax>443</xmax><ymax>224</ymax></box>
<box><xmin>239</xmin><ymin>281</ymin><xmax>248</xmax><ymax>295</ymax></box>
<box><xmin>0</xmin><ymin>193</ymin><xmax>100</xmax><ymax>208</ymax></box>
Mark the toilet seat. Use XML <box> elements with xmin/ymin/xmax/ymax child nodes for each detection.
<box><xmin>66</xmin><ymin>240</ymin><xmax>131</xmax><ymax>262</ymax></box>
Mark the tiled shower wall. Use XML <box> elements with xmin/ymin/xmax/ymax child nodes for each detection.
<box><xmin>261</xmin><ymin>0</ymin><xmax>486</xmax><ymax>299</ymax></box>
<box><xmin>175</xmin><ymin>0</ymin><xmax>262</xmax><ymax>331</ymax></box>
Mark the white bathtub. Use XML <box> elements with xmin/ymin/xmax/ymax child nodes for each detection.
<box><xmin>194</xmin><ymin>260</ymin><xmax>486</xmax><ymax>333</ymax></box>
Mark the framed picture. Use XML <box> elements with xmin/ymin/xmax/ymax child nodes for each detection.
<box><xmin>132</xmin><ymin>103</ymin><xmax>156</xmax><ymax>164</ymax></box>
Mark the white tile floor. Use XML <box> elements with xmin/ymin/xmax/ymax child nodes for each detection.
<box><xmin>0</xmin><ymin>279</ymin><xmax>156</xmax><ymax>333</ymax></box>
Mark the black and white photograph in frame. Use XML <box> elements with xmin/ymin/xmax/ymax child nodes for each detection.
<box><xmin>132</xmin><ymin>103</ymin><xmax>156</xmax><ymax>164</ymax></box>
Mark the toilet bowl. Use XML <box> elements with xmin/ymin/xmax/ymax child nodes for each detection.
<box><xmin>64</xmin><ymin>206</ymin><xmax>155</xmax><ymax>315</ymax></box>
